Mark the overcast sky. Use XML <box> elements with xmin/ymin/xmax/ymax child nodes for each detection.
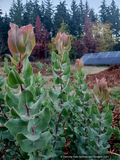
<box><xmin>0</xmin><ymin>0</ymin><xmax>120</xmax><ymax>15</ymax></box>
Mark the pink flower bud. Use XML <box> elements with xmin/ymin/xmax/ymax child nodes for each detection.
<box><xmin>55</xmin><ymin>33</ymin><xmax>63</xmax><ymax>53</ymax></box>
<box><xmin>75</xmin><ymin>59</ymin><xmax>84</xmax><ymax>71</ymax></box>
<box><xmin>8</xmin><ymin>23</ymin><xmax>35</xmax><ymax>57</ymax></box>
<box><xmin>55</xmin><ymin>32</ymin><xmax>71</xmax><ymax>53</ymax></box>
<box><xmin>93</xmin><ymin>78</ymin><xmax>109</xmax><ymax>102</ymax></box>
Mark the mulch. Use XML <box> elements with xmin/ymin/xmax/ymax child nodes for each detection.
<box><xmin>85</xmin><ymin>64</ymin><xmax>120</xmax><ymax>89</ymax></box>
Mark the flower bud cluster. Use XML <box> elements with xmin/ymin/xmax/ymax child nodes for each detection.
<box><xmin>93</xmin><ymin>78</ymin><xmax>109</xmax><ymax>102</ymax></box>
<box><xmin>75</xmin><ymin>59</ymin><xmax>84</xmax><ymax>71</ymax></box>
<box><xmin>55</xmin><ymin>32</ymin><xmax>71</xmax><ymax>54</ymax></box>
<box><xmin>7</xmin><ymin>23</ymin><xmax>35</xmax><ymax>66</ymax></box>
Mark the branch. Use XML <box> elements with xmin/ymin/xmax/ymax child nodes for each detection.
<box><xmin>108</xmin><ymin>150</ymin><xmax>120</xmax><ymax>157</ymax></box>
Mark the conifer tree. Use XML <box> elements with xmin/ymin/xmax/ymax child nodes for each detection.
<box><xmin>85</xmin><ymin>0</ymin><xmax>89</xmax><ymax>11</ymax></box>
<box><xmin>99</xmin><ymin>0</ymin><xmax>108</xmax><ymax>23</ymax></box>
<box><xmin>75</xmin><ymin>11</ymin><xmax>99</xmax><ymax>57</ymax></box>
<box><xmin>23</xmin><ymin>0</ymin><xmax>34</xmax><ymax>25</ymax></box>
<box><xmin>9</xmin><ymin>0</ymin><xmax>23</xmax><ymax>27</ymax></box>
<box><xmin>53</xmin><ymin>1</ymin><xmax>70</xmax><ymax>35</ymax></box>
<box><xmin>0</xmin><ymin>13</ymin><xmax>10</xmax><ymax>58</ymax></box>
<box><xmin>69</xmin><ymin>0</ymin><xmax>79</xmax><ymax>37</ymax></box>
<box><xmin>32</xmin><ymin>0</ymin><xmax>41</xmax><ymax>26</ymax></box>
<box><xmin>83</xmin><ymin>11</ymin><xmax>99</xmax><ymax>53</ymax></box>
<box><xmin>40</xmin><ymin>1</ymin><xmax>45</xmax><ymax>23</ymax></box>
<box><xmin>109</xmin><ymin>0</ymin><xmax>120</xmax><ymax>39</ymax></box>
<box><xmin>114</xmin><ymin>7</ymin><xmax>120</xmax><ymax>40</ymax></box>
<box><xmin>0</xmin><ymin>8</ymin><xmax>2</xmax><ymax>17</ymax></box>
<box><xmin>89</xmin><ymin>8</ymin><xmax>97</xmax><ymax>22</ymax></box>
<box><xmin>32</xmin><ymin>16</ymin><xmax>49</xmax><ymax>59</ymax></box>
<box><xmin>78</xmin><ymin>0</ymin><xmax>85</xmax><ymax>38</ymax></box>
<box><xmin>44</xmin><ymin>0</ymin><xmax>53</xmax><ymax>34</ymax></box>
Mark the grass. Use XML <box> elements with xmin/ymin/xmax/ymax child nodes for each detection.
<box><xmin>109</xmin><ymin>86</ymin><xmax>120</xmax><ymax>95</ymax></box>
<box><xmin>82</xmin><ymin>65</ymin><xmax>108</xmax><ymax>75</ymax></box>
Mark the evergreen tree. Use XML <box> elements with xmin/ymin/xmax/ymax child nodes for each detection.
<box><xmin>89</xmin><ymin>8</ymin><xmax>97</xmax><ymax>22</ymax></box>
<box><xmin>53</xmin><ymin>1</ymin><xmax>70</xmax><ymax>35</ymax></box>
<box><xmin>2</xmin><ymin>13</ymin><xmax>10</xmax><ymax>43</ymax></box>
<box><xmin>40</xmin><ymin>1</ymin><xmax>45</xmax><ymax>24</ymax></box>
<box><xmin>109</xmin><ymin>0</ymin><xmax>120</xmax><ymax>39</ymax></box>
<box><xmin>79</xmin><ymin>0</ymin><xmax>85</xmax><ymax>26</ymax></box>
<box><xmin>69</xmin><ymin>0</ymin><xmax>79</xmax><ymax>37</ymax></box>
<box><xmin>0</xmin><ymin>9</ymin><xmax>3</xmax><ymax>37</ymax></box>
<box><xmin>22</xmin><ymin>0</ymin><xmax>34</xmax><ymax>25</ymax></box>
<box><xmin>0</xmin><ymin>13</ymin><xmax>10</xmax><ymax>58</ymax></box>
<box><xmin>114</xmin><ymin>7</ymin><xmax>120</xmax><ymax>40</ymax></box>
<box><xmin>22</xmin><ymin>12</ymin><xmax>30</xmax><ymax>26</ymax></box>
<box><xmin>9</xmin><ymin>0</ymin><xmax>24</xmax><ymax>27</ymax></box>
<box><xmin>99</xmin><ymin>0</ymin><xmax>108</xmax><ymax>23</ymax></box>
<box><xmin>44</xmin><ymin>0</ymin><xmax>53</xmax><ymax>35</ymax></box>
<box><xmin>32</xmin><ymin>0</ymin><xmax>41</xmax><ymax>26</ymax></box>
<box><xmin>85</xmin><ymin>0</ymin><xmax>89</xmax><ymax>11</ymax></box>
<box><xmin>78</xmin><ymin>0</ymin><xmax>85</xmax><ymax>37</ymax></box>
<box><xmin>0</xmin><ymin>8</ymin><xmax>2</xmax><ymax>17</ymax></box>
<box><xmin>106</xmin><ymin>6</ymin><xmax>111</xmax><ymax>22</ymax></box>
<box><xmin>75</xmin><ymin>12</ymin><xmax>100</xmax><ymax>57</ymax></box>
<box><xmin>32</xmin><ymin>16</ymin><xmax>49</xmax><ymax>59</ymax></box>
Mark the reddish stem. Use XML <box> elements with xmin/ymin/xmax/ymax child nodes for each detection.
<box><xmin>17</xmin><ymin>54</ymin><xmax>23</xmax><ymax>74</ymax></box>
<box><xmin>53</xmin><ymin>137</ymin><xmax>56</xmax><ymax>148</ymax></box>
<box><xmin>17</xmin><ymin>54</ymin><xmax>24</xmax><ymax>91</ymax></box>
<box><xmin>53</xmin><ymin>60</ymin><xmax>64</xmax><ymax>148</ymax></box>
<box><xmin>53</xmin><ymin>114</ymin><xmax>62</xmax><ymax>148</ymax></box>
<box><xmin>20</xmin><ymin>84</ymin><xmax>25</xmax><ymax>91</ymax></box>
<box><xmin>24</xmin><ymin>104</ymin><xmax>30</xmax><ymax>117</ymax></box>
<box><xmin>31</xmin><ymin>126</ymin><xmax>35</xmax><ymax>135</ymax></box>
<box><xmin>60</xmin><ymin>99</ymin><xmax>63</xmax><ymax>109</ymax></box>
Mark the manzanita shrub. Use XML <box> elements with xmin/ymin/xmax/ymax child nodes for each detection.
<box><xmin>0</xmin><ymin>23</ymin><xmax>114</xmax><ymax>160</ymax></box>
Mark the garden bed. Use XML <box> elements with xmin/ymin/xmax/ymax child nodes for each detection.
<box><xmin>0</xmin><ymin>62</ymin><xmax>120</xmax><ymax>158</ymax></box>
<box><xmin>32</xmin><ymin>63</ymin><xmax>120</xmax><ymax>158</ymax></box>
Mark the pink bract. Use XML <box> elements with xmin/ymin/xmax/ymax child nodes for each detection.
<box><xmin>55</xmin><ymin>32</ymin><xmax>71</xmax><ymax>53</ymax></box>
<box><xmin>8</xmin><ymin>23</ymin><xmax>35</xmax><ymax>57</ymax></box>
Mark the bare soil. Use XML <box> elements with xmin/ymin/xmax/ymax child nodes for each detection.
<box><xmin>86</xmin><ymin>64</ymin><xmax>120</xmax><ymax>89</ymax></box>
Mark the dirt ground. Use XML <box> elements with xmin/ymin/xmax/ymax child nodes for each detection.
<box><xmin>86</xmin><ymin>64</ymin><xmax>120</xmax><ymax>89</ymax></box>
<box><xmin>33</xmin><ymin>63</ymin><xmax>120</xmax><ymax>90</ymax></box>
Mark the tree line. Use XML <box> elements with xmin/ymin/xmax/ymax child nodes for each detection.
<box><xmin>0</xmin><ymin>0</ymin><xmax>120</xmax><ymax>60</ymax></box>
